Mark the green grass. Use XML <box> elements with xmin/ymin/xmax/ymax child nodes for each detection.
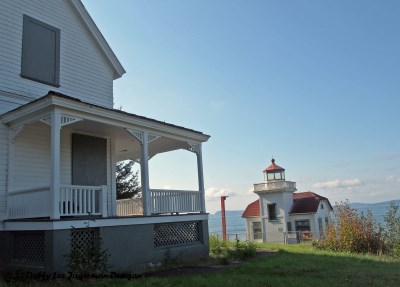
<box><xmin>2</xmin><ymin>243</ymin><xmax>400</xmax><ymax>287</ymax></box>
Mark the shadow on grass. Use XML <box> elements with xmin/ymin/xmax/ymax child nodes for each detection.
<box><xmin>2</xmin><ymin>247</ymin><xmax>400</xmax><ymax>287</ymax></box>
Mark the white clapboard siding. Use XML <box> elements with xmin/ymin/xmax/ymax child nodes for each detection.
<box><xmin>0</xmin><ymin>0</ymin><xmax>115</xmax><ymax>110</ymax></box>
<box><xmin>12</xmin><ymin>123</ymin><xmax>112</xmax><ymax>198</ymax></box>
<box><xmin>13</xmin><ymin>123</ymin><xmax>52</xmax><ymax>190</ymax></box>
<box><xmin>0</xmin><ymin>124</ymin><xmax>8</xmax><ymax>218</ymax></box>
<box><xmin>13</xmin><ymin>123</ymin><xmax>72</xmax><ymax>190</ymax></box>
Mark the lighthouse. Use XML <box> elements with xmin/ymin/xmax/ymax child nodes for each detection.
<box><xmin>243</xmin><ymin>158</ymin><xmax>333</xmax><ymax>243</ymax></box>
<box><xmin>254</xmin><ymin>158</ymin><xmax>297</xmax><ymax>243</ymax></box>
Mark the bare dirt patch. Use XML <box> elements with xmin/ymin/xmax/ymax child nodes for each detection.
<box><xmin>143</xmin><ymin>250</ymin><xmax>276</xmax><ymax>278</ymax></box>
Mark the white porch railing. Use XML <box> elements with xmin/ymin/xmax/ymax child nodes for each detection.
<box><xmin>7</xmin><ymin>185</ymin><xmax>107</xmax><ymax>219</ymax></box>
<box><xmin>8</xmin><ymin>186</ymin><xmax>51</xmax><ymax>219</ymax></box>
<box><xmin>116</xmin><ymin>198</ymin><xmax>143</xmax><ymax>216</ymax></box>
<box><xmin>150</xmin><ymin>189</ymin><xmax>203</xmax><ymax>214</ymax></box>
<box><xmin>254</xmin><ymin>181</ymin><xmax>296</xmax><ymax>192</ymax></box>
<box><xmin>60</xmin><ymin>185</ymin><xmax>107</xmax><ymax>217</ymax></box>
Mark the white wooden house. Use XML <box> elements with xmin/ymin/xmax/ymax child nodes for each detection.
<box><xmin>0</xmin><ymin>0</ymin><xmax>210</xmax><ymax>273</ymax></box>
<box><xmin>242</xmin><ymin>159</ymin><xmax>332</xmax><ymax>243</ymax></box>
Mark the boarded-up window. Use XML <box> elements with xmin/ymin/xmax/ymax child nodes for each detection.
<box><xmin>72</xmin><ymin>134</ymin><xmax>107</xmax><ymax>186</ymax></box>
<box><xmin>21</xmin><ymin>15</ymin><xmax>60</xmax><ymax>86</ymax></box>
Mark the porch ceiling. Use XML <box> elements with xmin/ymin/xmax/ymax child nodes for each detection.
<box><xmin>1</xmin><ymin>92</ymin><xmax>210</xmax><ymax>162</ymax></box>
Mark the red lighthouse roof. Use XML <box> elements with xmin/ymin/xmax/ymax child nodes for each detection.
<box><xmin>242</xmin><ymin>192</ymin><xmax>333</xmax><ymax>218</ymax></box>
<box><xmin>241</xmin><ymin>200</ymin><xmax>260</xmax><ymax>217</ymax></box>
<box><xmin>263</xmin><ymin>158</ymin><xmax>285</xmax><ymax>172</ymax></box>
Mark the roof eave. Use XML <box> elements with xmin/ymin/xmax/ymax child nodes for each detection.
<box><xmin>289</xmin><ymin>212</ymin><xmax>317</xmax><ymax>215</ymax></box>
<box><xmin>69</xmin><ymin>0</ymin><xmax>126</xmax><ymax>79</ymax></box>
<box><xmin>1</xmin><ymin>93</ymin><xmax>210</xmax><ymax>143</ymax></box>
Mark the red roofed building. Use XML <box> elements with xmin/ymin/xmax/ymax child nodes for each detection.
<box><xmin>242</xmin><ymin>159</ymin><xmax>333</xmax><ymax>243</ymax></box>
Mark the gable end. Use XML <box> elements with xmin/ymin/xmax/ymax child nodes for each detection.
<box><xmin>68</xmin><ymin>0</ymin><xmax>126</xmax><ymax>79</ymax></box>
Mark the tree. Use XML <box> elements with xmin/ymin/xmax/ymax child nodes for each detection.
<box><xmin>383</xmin><ymin>201</ymin><xmax>400</xmax><ymax>257</ymax></box>
<box><xmin>116</xmin><ymin>160</ymin><xmax>141</xmax><ymax>199</ymax></box>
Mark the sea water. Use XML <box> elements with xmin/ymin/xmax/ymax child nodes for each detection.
<box><xmin>208</xmin><ymin>200</ymin><xmax>400</xmax><ymax>239</ymax></box>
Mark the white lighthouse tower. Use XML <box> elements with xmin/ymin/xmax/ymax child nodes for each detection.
<box><xmin>253</xmin><ymin>159</ymin><xmax>297</xmax><ymax>242</ymax></box>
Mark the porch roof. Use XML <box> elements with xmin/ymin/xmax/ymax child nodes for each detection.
<box><xmin>1</xmin><ymin>91</ymin><xmax>210</xmax><ymax>161</ymax></box>
<box><xmin>1</xmin><ymin>91</ymin><xmax>209</xmax><ymax>139</ymax></box>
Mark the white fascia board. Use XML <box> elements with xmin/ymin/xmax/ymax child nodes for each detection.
<box><xmin>51</xmin><ymin>97</ymin><xmax>210</xmax><ymax>143</ymax></box>
<box><xmin>68</xmin><ymin>0</ymin><xmax>126</xmax><ymax>79</ymax></box>
<box><xmin>0</xmin><ymin>98</ymin><xmax>54</xmax><ymax>125</ymax></box>
<box><xmin>1</xmin><ymin>95</ymin><xmax>210</xmax><ymax>143</ymax></box>
<box><xmin>1</xmin><ymin>214</ymin><xmax>209</xmax><ymax>231</ymax></box>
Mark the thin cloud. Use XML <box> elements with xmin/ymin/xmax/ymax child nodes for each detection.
<box><xmin>205</xmin><ymin>187</ymin><xmax>234</xmax><ymax>198</ymax></box>
<box><xmin>311</xmin><ymin>178</ymin><xmax>362</xmax><ymax>190</ymax></box>
<box><xmin>386</xmin><ymin>175</ymin><xmax>400</xmax><ymax>183</ymax></box>
<box><xmin>246</xmin><ymin>187</ymin><xmax>254</xmax><ymax>195</ymax></box>
<box><xmin>377</xmin><ymin>154</ymin><xmax>399</xmax><ymax>161</ymax></box>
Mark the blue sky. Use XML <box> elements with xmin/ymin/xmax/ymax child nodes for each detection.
<box><xmin>82</xmin><ymin>0</ymin><xmax>400</xmax><ymax>213</ymax></box>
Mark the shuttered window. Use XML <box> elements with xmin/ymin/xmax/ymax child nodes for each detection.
<box><xmin>21</xmin><ymin>15</ymin><xmax>60</xmax><ymax>87</ymax></box>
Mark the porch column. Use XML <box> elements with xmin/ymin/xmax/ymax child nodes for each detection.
<box><xmin>125</xmin><ymin>128</ymin><xmax>152</xmax><ymax>216</ymax></box>
<box><xmin>50</xmin><ymin>111</ymin><xmax>61</xmax><ymax>219</ymax></box>
<box><xmin>196</xmin><ymin>144</ymin><xmax>206</xmax><ymax>213</ymax></box>
<box><xmin>141</xmin><ymin>131</ymin><xmax>151</xmax><ymax>216</ymax></box>
<box><xmin>187</xmin><ymin>142</ymin><xmax>206</xmax><ymax>213</ymax></box>
<box><xmin>6</xmin><ymin>126</ymin><xmax>24</xmax><ymax>219</ymax></box>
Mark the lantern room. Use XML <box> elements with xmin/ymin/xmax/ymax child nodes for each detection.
<box><xmin>263</xmin><ymin>158</ymin><xmax>285</xmax><ymax>181</ymax></box>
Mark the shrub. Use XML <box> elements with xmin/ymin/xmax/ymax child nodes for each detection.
<box><xmin>228</xmin><ymin>238</ymin><xmax>257</xmax><ymax>260</ymax></box>
<box><xmin>209</xmin><ymin>235</ymin><xmax>257</xmax><ymax>263</ymax></box>
<box><xmin>316</xmin><ymin>200</ymin><xmax>384</xmax><ymax>255</ymax></box>
<box><xmin>65</xmin><ymin>218</ymin><xmax>111</xmax><ymax>276</ymax></box>
<box><xmin>209</xmin><ymin>234</ymin><xmax>228</xmax><ymax>257</ymax></box>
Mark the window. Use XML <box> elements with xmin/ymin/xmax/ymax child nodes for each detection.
<box><xmin>266</xmin><ymin>171</ymin><xmax>285</xmax><ymax>181</ymax></box>
<box><xmin>287</xmin><ymin>222</ymin><xmax>292</xmax><ymax>232</ymax></box>
<box><xmin>318</xmin><ymin>217</ymin><xmax>323</xmax><ymax>237</ymax></box>
<box><xmin>295</xmin><ymin>219</ymin><xmax>310</xmax><ymax>231</ymax></box>
<box><xmin>21</xmin><ymin>15</ymin><xmax>60</xmax><ymax>86</ymax></box>
<box><xmin>252</xmin><ymin>222</ymin><xmax>262</xmax><ymax>240</ymax></box>
<box><xmin>321</xmin><ymin>203</ymin><xmax>324</xmax><ymax>209</ymax></box>
<box><xmin>267</xmin><ymin>203</ymin><xmax>277</xmax><ymax>221</ymax></box>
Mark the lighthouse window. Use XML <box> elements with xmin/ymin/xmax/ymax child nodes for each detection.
<box><xmin>267</xmin><ymin>203</ymin><xmax>277</xmax><ymax>221</ymax></box>
<box><xmin>266</xmin><ymin>171</ymin><xmax>285</xmax><ymax>181</ymax></box>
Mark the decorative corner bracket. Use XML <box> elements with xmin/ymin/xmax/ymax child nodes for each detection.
<box><xmin>9</xmin><ymin>125</ymin><xmax>25</xmax><ymax>143</ymax></box>
<box><xmin>186</xmin><ymin>142</ymin><xmax>201</xmax><ymax>155</ymax></box>
<box><xmin>125</xmin><ymin>129</ymin><xmax>160</xmax><ymax>144</ymax></box>
<box><xmin>40</xmin><ymin>114</ymin><xmax>82</xmax><ymax>127</ymax></box>
<box><xmin>125</xmin><ymin>128</ymin><xmax>143</xmax><ymax>144</ymax></box>
<box><xmin>148</xmin><ymin>134</ymin><xmax>160</xmax><ymax>144</ymax></box>
<box><xmin>60</xmin><ymin>115</ymin><xmax>83</xmax><ymax>127</ymax></box>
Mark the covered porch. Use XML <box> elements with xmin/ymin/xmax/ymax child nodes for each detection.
<box><xmin>2</xmin><ymin>92</ymin><xmax>209</xmax><ymax>220</ymax></box>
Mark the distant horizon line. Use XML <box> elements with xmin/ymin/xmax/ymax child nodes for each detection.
<box><xmin>209</xmin><ymin>199</ymin><xmax>400</xmax><ymax>215</ymax></box>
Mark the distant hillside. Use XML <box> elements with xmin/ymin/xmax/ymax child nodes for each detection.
<box><xmin>350</xmin><ymin>200</ymin><xmax>400</xmax><ymax>224</ymax></box>
<box><xmin>211</xmin><ymin>210</ymin><xmax>244</xmax><ymax>218</ymax></box>
<box><xmin>351</xmin><ymin>200</ymin><xmax>400</xmax><ymax>210</ymax></box>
